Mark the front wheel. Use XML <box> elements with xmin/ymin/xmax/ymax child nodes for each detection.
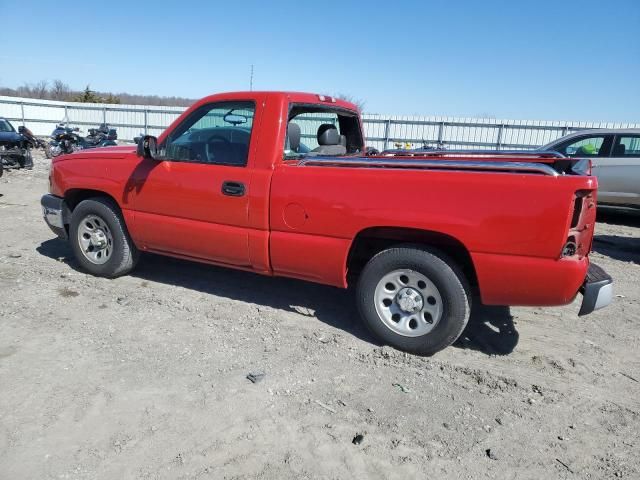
<box><xmin>69</xmin><ymin>197</ymin><xmax>139</xmax><ymax>278</ymax></box>
<box><xmin>356</xmin><ymin>246</ymin><xmax>471</xmax><ymax>355</ymax></box>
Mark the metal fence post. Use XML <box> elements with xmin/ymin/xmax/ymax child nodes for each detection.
<box><xmin>496</xmin><ymin>124</ymin><xmax>505</xmax><ymax>150</ymax></box>
<box><xmin>20</xmin><ymin>102</ymin><xmax>25</xmax><ymax>126</ymax></box>
<box><xmin>144</xmin><ymin>109</ymin><xmax>148</xmax><ymax>135</ymax></box>
<box><xmin>383</xmin><ymin>119</ymin><xmax>391</xmax><ymax>150</ymax></box>
<box><xmin>437</xmin><ymin>121</ymin><xmax>444</xmax><ymax>147</ymax></box>
<box><xmin>102</xmin><ymin>107</ymin><xmax>107</xmax><ymax>125</ymax></box>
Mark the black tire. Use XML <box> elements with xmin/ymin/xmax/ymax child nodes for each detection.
<box><xmin>69</xmin><ymin>197</ymin><xmax>139</xmax><ymax>278</ymax></box>
<box><xmin>356</xmin><ymin>246</ymin><xmax>471</xmax><ymax>355</ymax></box>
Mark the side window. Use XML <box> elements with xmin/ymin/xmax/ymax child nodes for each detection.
<box><xmin>162</xmin><ymin>101</ymin><xmax>255</xmax><ymax>166</ymax></box>
<box><xmin>560</xmin><ymin>136</ymin><xmax>606</xmax><ymax>157</ymax></box>
<box><xmin>613</xmin><ymin>136</ymin><xmax>640</xmax><ymax>157</ymax></box>
<box><xmin>0</xmin><ymin>119</ymin><xmax>15</xmax><ymax>132</ymax></box>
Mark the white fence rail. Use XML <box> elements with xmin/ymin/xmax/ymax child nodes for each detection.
<box><xmin>2</xmin><ymin>96</ymin><xmax>638</xmax><ymax>150</ymax></box>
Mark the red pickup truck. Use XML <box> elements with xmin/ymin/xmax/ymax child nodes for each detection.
<box><xmin>41</xmin><ymin>91</ymin><xmax>612</xmax><ymax>355</ymax></box>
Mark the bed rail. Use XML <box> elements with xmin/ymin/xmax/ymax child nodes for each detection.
<box><xmin>297</xmin><ymin>156</ymin><xmax>560</xmax><ymax>176</ymax></box>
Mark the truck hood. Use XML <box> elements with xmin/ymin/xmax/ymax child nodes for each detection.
<box><xmin>53</xmin><ymin>145</ymin><xmax>136</xmax><ymax>162</ymax></box>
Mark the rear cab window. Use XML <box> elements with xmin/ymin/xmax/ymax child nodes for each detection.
<box><xmin>284</xmin><ymin>104</ymin><xmax>363</xmax><ymax>160</ymax></box>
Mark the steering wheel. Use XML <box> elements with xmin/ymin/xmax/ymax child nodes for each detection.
<box><xmin>205</xmin><ymin>134</ymin><xmax>231</xmax><ymax>162</ymax></box>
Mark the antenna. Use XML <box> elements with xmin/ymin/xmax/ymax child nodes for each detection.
<box><xmin>250</xmin><ymin>64</ymin><xmax>254</xmax><ymax>91</ymax></box>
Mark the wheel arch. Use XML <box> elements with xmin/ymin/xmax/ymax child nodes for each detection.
<box><xmin>60</xmin><ymin>189</ymin><xmax>125</xmax><ymax>236</ymax></box>
<box><xmin>346</xmin><ymin>226</ymin><xmax>478</xmax><ymax>291</ymax></box>
<box><xmin>64</xmin><ymin>188</ymin><xmax>121</xmax><ymax>211</ymax></box>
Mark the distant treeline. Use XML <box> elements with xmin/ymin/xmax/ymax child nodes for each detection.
<box><xmin>0</xmin><ymin>80</ymin><xmax>196</xmax><ymax>107</ymax></box>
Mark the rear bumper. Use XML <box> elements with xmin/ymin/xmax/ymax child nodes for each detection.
<box><xmin>41</xmin><ymin>194</ymin><xmax>69</xmax><ymax>240</ymax></box>
<box><xmin>472</xmin><ymin>252</ymin><xmax>613</xmax><ymax>312</ymax></box>
<box><xmin>578</xmin><ymin>262</ymin><xmax>613</xmax><ymax>316</ymax></box>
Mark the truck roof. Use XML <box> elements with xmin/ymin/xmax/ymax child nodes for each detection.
<box><xmin>193</xmin><ymin>91</ymin><xmax>359</xmax><ymax>112</ymax></box>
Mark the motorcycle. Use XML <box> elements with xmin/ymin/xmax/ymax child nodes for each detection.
<box><xmin>86</xmin><ymin>123</ymin><xmax>118</xmax><ymax>147</ymax></box>
<box><xmin>47</xmin><ymin>123</ymin><xmax>118</xmax><ymax>158</ymax></box>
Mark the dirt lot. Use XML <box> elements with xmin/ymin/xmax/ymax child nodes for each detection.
<box><xmin>0</xmin><ymin>153</ymin><xmax>639</xmax><ymax>480</ymax></box>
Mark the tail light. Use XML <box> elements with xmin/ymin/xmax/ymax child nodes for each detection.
<box><xmin>562</xmin><ymin>190</ymin><xmax>596</xmax><ymax>258</ymax></box>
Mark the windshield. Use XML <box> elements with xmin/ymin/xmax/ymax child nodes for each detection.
<box><xmin>284</xmin><ymin>105</ymin><xmax>363</xmax><ymax>160</ymax></box>
<box><xmin>0</xmin><ymin>119</ymin><xmax>16</xmax><ymax>133</ymax></box>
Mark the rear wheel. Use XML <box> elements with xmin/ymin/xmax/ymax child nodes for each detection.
<box><xmin>69</xmin><ymin>197</ymin><xmax>139</xmax><ymax>278</ymax></box>
<box><xmin>356</xmin><ymin>246</ymin><xmax>471</xmax><ymax>355</ymax></box>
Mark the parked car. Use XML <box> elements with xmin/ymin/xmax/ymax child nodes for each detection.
<box><xmin>540</xmin><ymin>129</ymin><xmax>640</xmax><ymax>209</ymax></box>
<box><xmin>0</xmin><ymin>117</ymin><xmax>35</xmax><ymax>169</ymax></box>
<box><xmin>41</xmin><ymin>91</ymin><xmax>612</xmax><ymax>355</ymax></box>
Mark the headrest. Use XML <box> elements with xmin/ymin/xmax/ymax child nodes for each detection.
<box><xmin>317</xmin><ymin>124</ymin><xmax>340</xmax><ymax>146</ymax></box>
<box><xmin>613</xmin><ymin>144</ymin><xmax>626</xmax><ymax>156</ymax></box>
<box><xmin>287</xmin><ymin>122</ymin><xmax>301</xmax><ymax>152</ymax></box>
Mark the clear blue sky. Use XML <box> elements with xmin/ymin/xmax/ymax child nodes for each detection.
<box><xmin>1</xmin><ymin>0</ymin><xmax>638</xmax><ymax>122</ymax></box>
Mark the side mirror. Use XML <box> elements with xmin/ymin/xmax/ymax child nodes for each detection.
<box><xmin>136</xmin><ymin>135</ymin><xmax>159</xmax><ymax>159</ymax></box>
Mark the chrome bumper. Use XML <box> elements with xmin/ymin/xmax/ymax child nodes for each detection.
<box><xmin>41</xmin><ymin>194</ymin><xmax>69</xmax><ymax>239</ymax></box>
<box><xmin>578</xmin><ymin>263</ymin><xmax>613</xmax><ymax>316</ymax></box>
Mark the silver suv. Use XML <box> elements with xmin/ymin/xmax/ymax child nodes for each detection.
<box><xmin>540</xmin><ymin>129</ymin><xmax>640</xmax><ymax>208</ymax></box>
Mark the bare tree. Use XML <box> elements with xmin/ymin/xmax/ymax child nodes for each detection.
<box><xmin>32</xmin><ymin>80</ymin><xmax>49</xmax><ymax>99</ymax></box>
<box><xmin>335</xmin><ymin>93</ymin><xmax>366</xmax><ymax>112</ymax></box>
<box><xmin>51</xmin><ymin>80</ymin><xmax>71</xmax><ymax>101</ymax></box>
<box><xmin>0</xmin><ymin>79</ymin><xmax>196</xmax><ymax>106</ymax></box>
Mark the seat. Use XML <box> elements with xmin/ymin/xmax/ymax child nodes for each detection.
<box><xmin>613</xmin><ymin>144</ymin><xmax>626</xmax><ymax>156</ymax></box>
<box><xmin>205</xmin><ymin>140</ymin><xmax>234</xmax><ymax>163</ymax></box>
<box><xmin>311</xmin><ymin>124</ymin><xmax>347</xmax><ymax>155</ymax></box>
<box><xmin>287</xmin><ymin>122</ymin><xmax>301</xmax><ymax>152</ymax></box>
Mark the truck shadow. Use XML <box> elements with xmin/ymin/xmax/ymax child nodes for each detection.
<box><xmin>37</xmin><ymin>238</ymin><xmax>376</xmax><ymax>345</ymax></box>
<box><xmin>593</xmin><ymin>234</ymin><xmax>640</xmax><ymax>265</ymax></box>
<box><xmin>596</xmin><ymin>207</ymin><xmax>640</xmax><ymax>228</ymax></box>
<box><xmin>37</xmin><ymin>238</ymin><xmax>518</xmax><ymax>356</ymax></box>
<box><xmin>455</xmin><ymin>305</ymin><xmax>519</xmax><ymax>355</ymax></box>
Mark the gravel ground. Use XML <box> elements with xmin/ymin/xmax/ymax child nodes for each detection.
<box><xmin>0</xmin><ymin>153</ymin><xmax>639</xmax><ymax>479</ymax></box>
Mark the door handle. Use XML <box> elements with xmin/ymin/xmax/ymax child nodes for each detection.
<box><xmin>222</xmin><ymin>181</ymin><xmax>245</xmax><ymax>197</ymax></box>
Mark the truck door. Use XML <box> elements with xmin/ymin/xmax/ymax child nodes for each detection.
<box><xmin>128</xmin><ymin>100</ymin><xmax>262</xmax><ymax>266</ymax></box>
